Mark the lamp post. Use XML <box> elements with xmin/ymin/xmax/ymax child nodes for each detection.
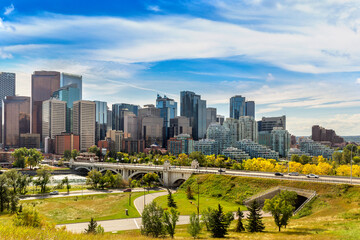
<box><xmin>351</xmin><ymin>145</ymin><xmax>354</xmax><ymax>184</ymax></box>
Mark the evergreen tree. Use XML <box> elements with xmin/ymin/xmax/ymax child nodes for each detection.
<box><xmin>167</xmin><ymin>189</ymin><xmax>177</xmax><ymax>208</ymax></box>
<box><xmin>208</xmin><ymin>204</ymin><xmax>234</xmax><ymax>238</ymax></box>
<box><xmin>246</xmin><ymin>200</ymin><xmax>265</xmax><ymax>232</ymax></box>
<box><xmin>141</xmin><ymin>201</ymin><xmax>165</xmax><ymax>237</ymax></box>
<box><xmin>188</xmin><ymin>212</ymin><xmax>202</xmax><ymax>239</ymax></box>
<box><xmin>85</xmin><ymin>217</ymin><xmax>98</xmax><ymax>234</ymax></box>
<box><xmin>163</xmin><ymin>208</ymin><xmax>179</xmax><ymax>238</ymax></box>
<box><xmin>235</xmin><ymin>207</ymin><xmax>245</xmax><ymax>232</ymax></box>
<box><xmin>186</xmin><ymin>185</ymin><xmax>194</xmax><ymax>200</ymax></box>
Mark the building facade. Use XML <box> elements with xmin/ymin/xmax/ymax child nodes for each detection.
<box><xmin>222</xmin><ymin>147</ymin><xmax>250</xmax><ymax>161</ymax></box>
<box><xmin>42</xmin><ymin>99</ymin><xmax>66</xmax><ymax>142</ymax></box>
<box><xmin>193</xmin><ymin>139</ymin><xmax>218</xmax><ymax>156</ymax></box>
<box><xmin>2</xmin><ymin>96</ymin><xmax>30</xmax><ymax>148</ymax></box>
<box><xmin>245</xmin><ymin>101</ymin><xmax>255</xmax><ymax>118</ymax></box>
<box><xmin>112</xmin><ymin>103</ymin><xmax>139</xmax><ymax>131</ymax></box>
<box><xmin>60</xmin><ymin>73</ymin><xmax>82</xmax><ymax>99</ymax></box>
<box><xmin>258</xmin><ymin>115</ymin><xmax>286</xmax><ymax>132</ymax></box>
<box><xmin>31</xmin><ymin>71</ymin><xmax>60</xmax><ymax>139</ymax></box>
<box><xmin>0</xmin><ymin>72</ymin><xmax>16</xmax><ymax>143</ymax></box>
<box><xmin>55</xmin><ymin>133</ymin><xmax>80</xmax><ymax>155</ymax></box>
<box><xmin>206</xmin><ymin>107</ymin><xmax>217</xmax><ymax>130</ymax></box>
<box><xmin>239</xmin><ymin>116</ymin><xmax>258</xmax><ymax>142</ymax></box>
<box><xmin>168</xmin><ymin>116</ymin><xmax>192</xmax><ymax>138</ymax></box>
<box><xmin>206</xmin><ymin>123</ymin><xmax>231</xmax><ymax>154</ymax></box>
<box><xmin>230</xmin><ymin>95</ymin><xmax>246</xmax><ymax>119</ymax></box>
<box><xmin>73</xmin><ymin>100</ymin><xmax>96</xmax><ymax>151</ymax></box>
<box><xmin>167</xmin><ymin>134</ymin><xmax>194</xmax><ymax>155</ymax></box>
<box><xmin>234</xmin><ymin>139</ymin><xmax>279</xmax><ymax>160</ymax></box>
<box><xmin>95</xmin><ymin>101</ymin><xmax>108</xmax><ymax>144</ymax></box>
<box><xmin>20</xmin><ymin>133</ymin><xmax>40</xmax><ymax>149</ymax></box>
<box><xmin>271</xmin><ymin>127</ymin><xmax>291</xmax><ymax>158</ymax></box>
<box><xmin>299</xmin><ymin>138</ymin><xmax>334</xmax><ymax>159</ymax></box>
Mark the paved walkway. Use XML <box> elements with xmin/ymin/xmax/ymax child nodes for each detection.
<box><xmin>134</xmin><ymin>191</ymin><xmax>169</xmax><ymax>215</ymax></box>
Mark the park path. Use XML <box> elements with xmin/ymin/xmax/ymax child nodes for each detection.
<box><xmin>58</xmin><ymin>191</ymin><xmax>271</xmax><ymax>233</ymax></box>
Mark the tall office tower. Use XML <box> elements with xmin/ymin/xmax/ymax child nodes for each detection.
<box><xmin>245</xmin><ymin>101</ymin><xmax>255</xmax><ymax>118</ymax></box>
<box><xmin>31</xmin><ymin>71</ymin><xmax>60</xmax><ymax>139</ymax></box>
<box><xmin>107</xmin><ymin>109</ymin><xmax>112</xmax><ymax>131</ymax></box>
<box><xmin>258</xmin><ymin>115</ymin><xmax>286</xmax><ymax>132</ymax></box>
<box><xmin>106</xmin><ymin>130</ymin><xmax>124</xmax><ymax>152</ymax></box>
<box><xmin>94</xmin><ymin>101</ymin><xmax>108</xmax><ymax>144</ymax></box>
<box><xmin>230</xmin><ymin>95</ymin><xmax>246</xmax><ymax>119</ymax></box>
<box><xmin>271</xmin><ymin>127</ymin><xmax>291</xmax><ymax>158</ymax></box>
<box><xmin>0</xmin><ymin>72</ymin><xmax>16</xmax><ymax>142</ymax></box>
<box><xmin>112</xmin><ymin>103</ymin><xmax>139</xmax><ymax>131</ymax></box>
<box><xmin>138</xmin><ymin>104</ymin><xmax>161</xmax><ymax>139</ymax></box>
<box><xmin>206</xmin><ymin>123</ymin><xmax>231</xmax><ymax>154</ymax></box>
<box><xmin>60</xmin><ymin>73</ymin><xmax>82</xmax><ymax>99</ymax></box>
<box><xmin>206</xmin><ymin>107</ymin><xmax>217</xmax><ymax>130</ymax></box>
<box><xmin>223</xmin><ymin>118</ymin><xmax>240</xmax><ymax>145</ymax></box>
<box><xmin>73</xmin><ymin>100</ymin><xmax>96</xmax><ymax>151</ymax></box>
<box><xmin>239</xmin><ymin>116</ymin><xmax>258</xmax><ymax>142</ymax></box>
<box><xmin>124</xmin><ymin>112</ymin><xmax>138</xmax><ymax>139</ymax></box>
<box><xmin>156</xmin><ymin>94</ymin><xmax>177</xmax><ymax>145</ymax></box>
<box><xmin>2</xmin><ymin>96</ymin><xmax>30</xmax><ymax>148</ymax></box>
<box><xmin>42</xmin><ymin>99</ymin><xmax>66</xmax><ymax>142</ymax></box>
<box><xmin>138</xmin><ymin>105</ymin><xmax>163</xmax><ymax>147</ymax></box>
<box><xmin>168</xmin><ymin>116</ymin><xmax>192</xmax><ymax>138</ymax></box>
<box><xmin>216</xmin><ymin>115</ymin><xmax>225</xmax><ymax>125</ymax></box>
<box><xmin>180</xmin><ymin>91</ymin><xmax>207</xmax><ymax>140</ymax></box>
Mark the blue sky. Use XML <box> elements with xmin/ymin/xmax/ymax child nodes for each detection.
<box><xmin>1</xmin><ymin>0</ymin><xmax>360</xmax><ymax>136</ymax></box>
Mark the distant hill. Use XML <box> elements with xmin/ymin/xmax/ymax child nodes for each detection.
<box><xmin>342</xmin><ymin>136</ymin><xmax>360</xmax><ymax>143</ymax></box>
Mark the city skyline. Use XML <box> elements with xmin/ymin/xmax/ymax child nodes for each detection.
<box><xmin>1</xmin><ymin>1</ymin><xmax>360</xmax><ymax>136</ymax></box>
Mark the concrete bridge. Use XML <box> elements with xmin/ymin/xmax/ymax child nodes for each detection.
<box><xmin>69</xmin><ymin>159</ymin><xmax>200</xmax><ymax>187</ymax></box>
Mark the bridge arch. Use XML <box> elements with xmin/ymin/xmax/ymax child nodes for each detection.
<box><xmin>128</xmin><ymin>171</ymin><xmax>148</xmax><ymax>180</ymax></box>
<box><xmin>74</xmin><ymin>166</ymin><xmax>92</xmax><ymax>173</ymax></box>
<box><xmin>99</xmin><ymin>169</ymin><xmax>119</xmax><ymax>175</ymax></box>
<box><xmin>172</xmin><ymin>178</ymin><xmax>186</xmax><ymax>187</ymax></box>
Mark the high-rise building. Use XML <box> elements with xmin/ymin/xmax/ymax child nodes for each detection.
<box><xmin>193</xmin><ymin>139</ymin><xmax>218</xmax><ymax>155</ymax></box>
<box><xmin>167</xmin><ymin>134</ymin><xmax>194</xmax><ymax>155</ymax></box>
<box><xmin>124</xmin><ymin>112</ymin><xmax>138</xmax><ymax>140</ymax></box>
<box><xmin>20</xmin><ymin>133</ymin><xmax>40</xmax><ymax>149</ymax></box>
<box><xmin>0</xmin><ymin>72</ymin><xmax>16</xmax><ymax>142</ymax></box>
<box><xmin>168</xmin><ymin>116</ymin><xmax>192</xmax><ymax>138</ymax></box>
<box><xmin>245</xmin><ymin>101</ymin><xmax>255</xmax><ymax>118</ymax></box>
<box><xmin>156</xmin><ymin>94</ymin><xmax>177</xmax><ymax>128</ymax></box>
<box><xmin>180</xmin><ymin>91</ymin><xmax>206</xmax><ymax>140</ymax></box>
<box><xmin>55</xmin><ymin>133</ymin><xmax>80</xmax><ymax>155</ymax></box>
<box><xmin>271</xmin><ymin>127</ymin><xmax>291</xmax><ymax>158</ymax></box>
<box><xmin>107</xmin><ymin>109</ymin><xmax>112</xmax><ymax>131</ymax></box>
<box><xmin>31</xmin><ymin>71</ymin><xmax>60</xmax><ymax>138</ymax></box>
<box><xmin>60</xmin><ymin>73</ymin><xmax>82</xmax><ymax>99</ymax></box>
<box><xmin>52</xmin><ymin>84</ymin><xmax>81</xmax><ymax>133</ymax></box>
<box><xmin>2</xmin><ymin>96</ymin><xmax>30</xmax><ymax>148</ymax></box>
<box><xmin>42</xmin><ymin>99</ymin><xmax>66</xmax><ymax>142</ymax></box>
<box><xmin>106</xmin><ymin>130</ymin><xmax>124</xmax><ymax>152</ymax></box>
<box><xmin>223</xmin><ymin>118</ymin><xmax>240</xmax><ymax>144</ymax></box>
<box><xmin>230</xmin><ymin>95</ymin><xmax>246</xmax><ymax>119</ymax></box>
<box><xmin>299</xmin><ymin>138</ymin><xmax>334</xmax><ymax>159</ymax></box>
<box><xmin>206</xmin><ymin>107</ymin><xmax>217</xmax><ymax>130</ymax></box>
<box><xmin>239</xmin><ymin>116</ymin><xmax>258</xmax><ymax>142</ymax></box>
<box><xmin>95</xmin><ymin>101</ymin><xmax>108</xmax><ymax>144</ymax></box>
<box><xmin>112</xmin><ymin>103</ymin><xmax>139</xmax><ymax>131</ymax></box>
<box><xmin>258</xmin><ymin>116</ymin><xmax>286</xmax><ymax>132</ymax></box>
<box><xmin>73</xmin><ymin>100</ymin><xmax>96</xmax><ymax>151</ymax></box>
<box><xmin>216</xmin><ymin>115</ymin><xmax>225</xmax><ymax>125</ymax></box>
<box><xmin>141</xmin><ymin>116</ymin><xmax>163</xmax><ymax>147</ymax></box>
<box><xmin>206</xmin><ymin>123</ymin><xmax>231</xmax><ymax>154</ymax></box>
<box><xmin>311</xmin><ymin>125</ymin><xmax>345</xmax><ymax>147</ymax></box>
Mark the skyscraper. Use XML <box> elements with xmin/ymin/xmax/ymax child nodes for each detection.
<box><xmin>206</xmin><ymin>107</ymin><xmax>217</xmax><ymax>130</ymax></box>
<box><xmin>2</xmin><ymin>96</ymin><xmax>30</xmax><ymax>148</ymax></box>
<box><xmin>230</xmin><ymin>95</ymin><xmax>245</xmax><ymax>119</ymax></box>
<box><xmin>169</xmin><ymin>116</ymin><xmax>192</xmax><ymax>138</ymax></box>
<box><xmin>156</xmin><ymin>94</ymin><xmax>177</xmax><ymax>145</ymax></box>
<box><xmin>60</xmin><ymin>73</ymin><xmax>82</xmax><ymax>99</ymax></box>
<box><xmin>112</xmin><ymin>103</ymin><xmax>139</xmax><ymax>131</ymax></box>
<box><xmin>239</xmin><ymin>116</ymin><xmax>258</xmax><ymax>142</ymax></box>
<box><xmin>52</xmin><ymin>84</ymin><xmax>80</xmax><ymax>133</ymax></box>
<box><xmin>245</xmin><ymin>101</ymin><xmax>255</xmax><ymax>118</ymax></box>
<box><xmin>73</xmin><ymin>100</ymin><xmax>96</xmax><ymax>151</ymax></box>
<box><xmin>95</xmin><ymin>101</ymin><xmax>108</xmax><ymax>144</ymax></box>
<box><xmin>0</xmin><ymin>72</ymin><xmax>16</xmax><ymax>142</ymax></box>
<box><xmin>42</xmin><ymin>99</ymin><xmax>66</xmax><ymax>142</ymax></box>
<box><xmin>31</xmin><ymin>71</ymin><xmax>60</xmax><ymax>138</ymax></box>
<box><xmin>258</xmin><ymin>116</ymin><xmax>286</xmax><ymax>132</ymax></box>
<box><xmin>180</xmin><ymin>91</ymin><xmax>206</xmax><ymax>140</ymax></box>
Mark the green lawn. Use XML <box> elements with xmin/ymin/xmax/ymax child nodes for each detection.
<box><xmin>154</xmin><ymin>192</ymin><xmax>246</xmax><ymax>215</ymax></box>
<box><xmin>22</xmin><ymin>192</ymin><xmax>156</xmax><ymax>224</ymax></box>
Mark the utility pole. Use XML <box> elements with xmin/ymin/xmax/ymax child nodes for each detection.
<box><xmin>351</xmin><ymin>145</ymin><xmax>354</xmax><ymax>184</ymax></box>
<box><xmin>197</xmin><ymin>179</ymin><xmax>200</xmax><ymax>217</ymax></box>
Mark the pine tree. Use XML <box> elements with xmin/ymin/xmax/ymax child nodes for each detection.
<box><xmin>235</xmin><ymin>207</ymin><xmax>245</xmax><ymax>232</ymax></box>
<box><xmin>246</xmin><ymin>200</ymin><xmax>265</xmax><ymax>232</ymax></box>
<box><xmin>167</xmin><ymin>189</ymin><xmax>177</xmax><ymax>208</ymax></box>
<box><xmin>188</xmin><ymin>212</ymin><xmax>201</xmax><ymax>239</ymax></box>
<box><xmin>208</xmin><ymin>204</ymin><xmax>234</xmax><ymax>238</ymax></box>
<box><xmin>186</xmin><ymin>185</ymin><xmax>194</xmax><ymax>200</ymax></box>
<box><xmin>85</xmin><ymin>217</ymin><xmax>98</xmax><ymax>234</ymax></box>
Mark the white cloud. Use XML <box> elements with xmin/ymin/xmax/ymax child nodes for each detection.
<box><xmin>147</xmin><ymin>5</ymin><xmax>161</xmax><ymax>12</ymax></box>
<box><xmin>356</xmin><ymin>78</ymin><xmax>360</xmax><ymax>84</ymax></box>
<box><xmin>266</xmin><ymin>73</ymin><xmax>274</xmax><ymax>81</ymax></box>
<box><xmin>0</xmin><ymin>48</ymin><xmax>12</xmax><ymax>59</ymax></box>
<box><xmin>4</xmin><ymin>4</ymin><xmax>14</xmax><ymax>16</ymax></box>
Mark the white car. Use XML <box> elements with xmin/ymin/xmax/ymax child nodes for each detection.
<box><xmin>306</xmin><ymin>174</ymin><xmax>319</xmax><ymax>178</ymax></box>
<box><xmin>50</xmin><ymin>191</ymin><xmax>59</xmax><ymax>195</ymax></box>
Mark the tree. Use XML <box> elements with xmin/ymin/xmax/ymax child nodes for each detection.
<box><xmin>235</xmin><ymin>207</ymin><xmax>245</xmax><ymax>232</ymax></box>
<box><xmin>26</xmin><ymin>148</ymin><xmax>43</xmax><ymax>169</ymax></box>
<box><xmin>246</xmin><ymin>200</ymin><xmax>265</xmax><ymax>232</ymax></box>
<box><xmin>71</xmin><ymin>149</ymin><xmax>80</xmax><ymax>159</ymax></box>
<box><xmin>290</xmin><ymin>154</ymin><xmax>300</xmax><ymax>163</ymax></box>
<box><xmin>188</xmin><ymin>212</ymin><xmax>201</xmax><ymax>239</ymax></box>
<box><xmin>163</xmin><ymin>208</ymin><xmax>179</xmax><ymax>238</ymax></box>
<box><xmin>207</xmin><ymin>204</ymin><xmax>234</xmax><ymax>238</ymax></box>
<box><xmin>4</xmin><ymin>170</ymin><xmax>21</xmax><ymax>194</ymax></box>
<box><xmin>12</xmin><ymin>148</ymin><xmax>28</xmax><ymax>168</ymax></box>
<box><xmin>62</xmin><ymin>176</ymin><xmax>71</xmax><ymax>194</ymax></box>
<box><xmin>88</xmin><ymin>145</ymin><xmax>102</xmax><ymax>159</ymax></box>
<box><xmin>167</xmin><ymin>189</ymin><xmax>177</xmax><ymax>208</ymax></box>
<box><xmin>18</xmin><ymin>174</ymin><xmax>32</xmax><ymax>195</ymax></box>
<box><xmin>86</xmin><ymin>169</ymin><xmax>102</xmax><ymax>189</ymax></box>
<box><xmin>186</xmin><ymin>185</ymin><xmax>194</xmax><ymax>200</ymax></box>
<box><xmin>13</xmin><ymin>206</ymin><xmax>43</xmax><ymax>228</ymax></box>
<box><xmin>141</xmin><ymin>201</ymin><xmax>165</xmax><ymax>237</ymax></box>
<box><xmin>0</xmin><ymin>175</ymin><xmax>9</xmax><ymax>212</ymax></box>
<box><xmin>34</xmin><ymin>167</ymin><xmax>53</xmax><ymax>193</ymax></box>
<box><xmin>141</xmin><ymin>173</ymin><xmax>159</xmax><ymax>188</ymax></box>
<box><xmin>263</xmin><ymin>191</ymin><xmax>296</xmax><ymax>232</ymax></box>
<box><xmin>85</xmin><ymin>217</ymin><xmax>98</xmax><ymax>234</ymax></box>
<box><xmin>63</xmin><ymin>150</ymin><xmax>71</xmax><ymax>160</ymax></box>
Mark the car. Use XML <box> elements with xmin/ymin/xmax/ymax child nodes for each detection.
<box><xmin>274</xmin><ymin>172</ymin><xmax>284</xmax><ymax>176</ymax></box>
<box><xmin>50</xmin><ymin>191</ymin><xmax>59</xmax><ymax>195</ymax></box>
<box><xmin>123</xmin><ymin>188</ymin><xmax>132</xmax><ymax>192</ymax></box>
<box><xmin>289</xmin><ymin>172</ymin><xmax>299</xmax><ymax>176</ymax></box>
<box><xmin>218</xmin><ymin>169</ymin><xmax>226</xmax><ymax>173</ymax></box>
<box><xmin>306</xmin><ymin>174</ymin><xmax>319</xmax><ymax>178</ymax></box>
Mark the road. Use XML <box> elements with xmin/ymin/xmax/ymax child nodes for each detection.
<box><xmin>58</xmin><ymin>191</ymin><xmax>271</xmax><ymax>233</ymax></box>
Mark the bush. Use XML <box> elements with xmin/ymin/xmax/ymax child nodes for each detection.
<box><xmin>141</xmin><ymin>201</ymin><xmax>165</xmax><ymax>237</ymax></box>
<box><xmin>13</xmin><ymin>206</ymin><xmax>44</xmax><ymax>228</ymax></box>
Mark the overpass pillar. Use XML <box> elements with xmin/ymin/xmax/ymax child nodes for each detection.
<box><xmin>163</xmin><ymin>161</ymin><xmax>171</xmax><ymax>187</ymax></box>
<box><xmin>123</xmin><ymin>168</ymin><xmax>129</xmax><ymax>180</ymax></box>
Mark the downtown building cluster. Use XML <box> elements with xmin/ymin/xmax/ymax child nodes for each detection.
<box><xmin>0</xmin><ymin>71</ymin><xmax>338</xmax><ymax>162</ymax></box>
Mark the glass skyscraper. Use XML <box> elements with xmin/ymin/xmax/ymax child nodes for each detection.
<box><xmin>112</xmin><ymin>103</ymin><xmax>139</xmax><ymax>131</ymax></box>
<box><xmin>95</xmin><ymin>101</ymin><xmax>108</xmax><ymax>143</ymax></box>
<box><xmin>230</xmin><ymin>95</ymin><xmax>246</xmax><ymax>119</ymax></box>
<box><xmin>60</xmin><ymin>73</ymin><xmax>82</xmax><ymax>99</ymax></box>
<box><xmin>156</xmin><ymin>94</ymin><xmax>177</xmax><ymax>145</ymax></box>
<box><xmin>52</xmin><ymin>84</ymin><xmax>81</xmax><ymax>133</ymax></box>
<box><xmin>180</xmin><ymin>91</ymin><xmax>206</xmax><ymax>140</ymax></box>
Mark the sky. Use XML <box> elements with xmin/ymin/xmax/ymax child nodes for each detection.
<box><xmin>0</xmin><ymin>0</ymin><xmax>359</xmax><ymax>136</ymax></box>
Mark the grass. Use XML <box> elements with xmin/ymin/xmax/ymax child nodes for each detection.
<box><xmin>154</xmin><ymin>192</ymin><xmax>247</xmax><ymax>215</ymax></box>
<box><xmin>21</xmin><ymin>191</ymin><xmax>156</xmax><ymax>224</ymax></box>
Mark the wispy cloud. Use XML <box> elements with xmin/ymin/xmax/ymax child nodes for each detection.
<box><xmin>147</xmin><ymin>5</ymin><xmax>161</xmax><ymax>12</ymax></box>
<box><xmin>4</xmin><ymin>4</ymin><xmax>14</xmax><ymax>16</ymax></box>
